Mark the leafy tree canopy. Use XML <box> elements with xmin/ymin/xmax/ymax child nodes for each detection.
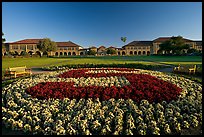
<box><xmin>121</xmin><ymin>37</ymin><xmax>127</xmax><ymax>43</ymax></box>
<box><xmin>2</xmin><ymin>32</ymin><xmax>6</xmax><ymax>49</ymax></box>
<box><xmin>87</xmin><ymin>49</ymin><xmax>96</xmax><ymax>55</ymax></box>
<box><xmin>107</xmin><ymin>48</ymin><xmax>116</xmax><ymax>55</ymax></box>
<box><xmin>37</xmin><ymin>38</ymin><xmax>57</xmax><ymax>53</ymax></box>
<box><xmin>159</xmin><ymin>36</ymin><xmax>190</xmax><ymax>55</ymax></box>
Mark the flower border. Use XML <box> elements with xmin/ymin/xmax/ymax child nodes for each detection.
<box><xmin>2</xmin><ymin>68</ymin><xmax>202</xmax><ymax>135</ymax></box>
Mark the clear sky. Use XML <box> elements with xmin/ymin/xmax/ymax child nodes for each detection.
<box><xmin>2</xmin><ymin>2</ymin><xmax>202</xmax><ymax>48</ymax></box>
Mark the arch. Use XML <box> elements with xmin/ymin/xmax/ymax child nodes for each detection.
<box><xmin>14</xmin><ymin>51</ymin><xmax>19</xmax><ymax>56</ymax></box>
<box><xmin>43</xmin><ymin>51</ymin><xmax>48</xmax><ymax>56</ymax></box>
<box><xmin>118</xmin><ymin>52</ymin><xmax>120</xmax><ymax>55</ymax></box>
<box><xmin>68</xmin><ymin>52</ymin><xmax>71</xmax><ymax>56</ymax></box>
<box><xmin>28</xmin><ymin>51</ymin><xmax>34</xmax><ymax>55</ymax></box>
<box><xmin>72</xmin><ymin>52</ymin><xmax>76</xmax><ymax>56</ymax></box>
<box><xmin>130</xmin><ymin>51</ymin><xmax>133</xmax><ymax>55</ymax></box>
<box><xmin>60</xmin><ymin>52</ymin><xmax>63</xmax><ymax>56</ymax></box>
<box><xmin>80</xmin><ymin>52</ymin><xmax>84</xmax><ymax>55</ymax></box>
<box><xmin>55</xmin><ymin>52</ymin><xmax>58</xmax><ymax>56</ymax></box>
<box><xmin>138</xmin><ymin>51</ymin><xmax>141</xmax><ymax>55</ymax></box>
<box><xmin>134</xmin><ymin>51</ymin><xmax>137</xmax><ymax>55</ymax></box>
<box><xmin>122</xmin><ymin>51</ymin><xmax>125</xmax><ymax>55</ymax></box>
<box><xmin>35</xmin><ymin>51</ymin><xmax>41</xmax><ymax>57</ymax></box>
<box><xmin>143</xmin><ymin>51</ymin><xmax>146</xmax><ymax>55</ymax></box>
<box><xmin>147</xmin><ymin>51</ymin><xmax>150</xmax><ymax>56</ymax></box>
<box><xmin>64</xmin><ymin>52</ymin><xmax>67</xmax><ymax>56</ymax></box>
<box><xmin>20</xmin><ymin>51</ymin><xmax>25</xmax><ymax>55</ymax></box>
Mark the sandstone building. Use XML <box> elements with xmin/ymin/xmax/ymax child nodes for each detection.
<box><xmin>3</xmin><ymin>37</ymin><xmax>202</xmax><ymax>56</ymax></box>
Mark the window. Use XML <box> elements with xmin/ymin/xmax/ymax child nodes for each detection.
<box><xmin>72</xmin><ymin>47</ymin><xmax>75</xmax><ymax>50</ymax></box>
<box><xmin>33</xmin><ymin>45</ymin><xmax>37</xmax><ymax>49</ymax></box>
<box><xmin>13</xmin><ymin>45</ymin><xmax>18</xmax><ymax>50</ymax></box>
<box><xmin>20</xmin><ymin>45</ymin><xmax>26</xmax><ymax>50</ymax></box>
<box><xmin>28</xmin><ymin>45</ymin><xmax>33</xmax><ymax>50</ymax></box>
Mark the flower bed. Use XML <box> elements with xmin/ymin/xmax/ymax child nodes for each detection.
<box><xmin>41</xmin><ymin>63</ymin><xmax>167</xmax><ymax>71</ymax></box>
<box><xmin>26</xmin><ymin>68</ymin><xmax>181</xmax><ymax>103</ymax></box>
<box><xmin>2</xmin><ymin>68</ymin><xmax>202</xmax><ymax>135</ymax></box>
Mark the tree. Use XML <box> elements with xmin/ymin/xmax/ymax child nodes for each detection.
<box><xmin>159</xmin><ymin>40</ymin><xmax>173</xmax><ymax>54</ymax></box>
<box><xmin>87</xmin><ymin>49</ymin><xmax>96</xmax><ymax>55</ymax></box>
<box><xmin>2</xmin><ymin>32</ymin><xmax>6</xmax><ymax>49</ymax></box>
<box><xmin>159</xmin><ymin>36</ymin><xmax>190</xmax><ymax>55</ymax></box>
<box><xmin>107</xmin><ymin>48</ymin><xmax>116</xmax><ymax>55</ymax></box>
<box><xmin>37</xmin><ymin>38</ymin><xmax>57</xmax><ymax>57</ymax></box>
<box><xmin>121</xmin><ymin>37</ymin><xmax>127</xmax><ymax>45</ymax></box>
<box><xmin>187</xmin><ymin>48</ymin><xmax>198</xmax><ymax>53</ymax></box>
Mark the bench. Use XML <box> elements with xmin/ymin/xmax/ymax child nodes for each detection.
<box><xmin>173</xmin><ymin>64</ymin><xmax>197</xmax><ymax>75</ymax></box>
<box><xmin>188</xmin><ymin>65</ymin><xmax>197</xmax><ymax>74</ymax></box>
<box><xmin>4</xmin><ymin>66</ymin><xmax>32</xmax><ymax>79</ymax></box>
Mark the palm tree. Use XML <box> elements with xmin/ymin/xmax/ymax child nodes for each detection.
<box><xmin>121</xmin><ymin>37</ymin><xmax>127</xmax><ymax>45</ymax></box>
<box><xmin>2</xmin><ymin>32</ymin><xmax>6</xmax><ymax>49</ymax></box>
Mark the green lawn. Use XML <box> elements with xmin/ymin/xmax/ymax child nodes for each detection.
<box><xmin>2</xmin><ymin>55</ymin><xmax>202</xmax><ymax>73</ymax></box>
<box><xmin>54</xmin><ymin>55</ymin><xmax>202</xmax><ymax>62</ymax></box>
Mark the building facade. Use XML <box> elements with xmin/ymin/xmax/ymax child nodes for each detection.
<box><xmin>54</xmin><ymin>41</ymin><xmax>83</xmax><ymax>56</ymax></box>
<box><xmin>97</xmin><ymin>46</ymin><xmax>107</xmax><ymax>56</ymax></box>
<box><xmin>3</xmin><ymin>37</ymin><xmax>202</xmax><ymax>56</ymax></box>
<box><xmin>122</xmin><ymin>41</ymin><xmax>152</xmax><ymax>56</ymax></box>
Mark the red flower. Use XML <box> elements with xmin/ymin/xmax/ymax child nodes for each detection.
<box><xmin>26</xmin><ymin>68</ymin><xmax>182</xmax><ymax>103</ymax></box>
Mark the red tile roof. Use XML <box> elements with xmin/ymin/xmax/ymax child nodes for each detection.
<box><xmin>10</xmin><ymin>39</ymin><xmax>42</xmax><ymax>44</ymax></box>
<box><xmin>122</xmin><ymin>41</ymin><xmax>152</xmax><ymax>48</ymax></box>
<box><xmin>9</xmin><ymin>39</ymin><xmax>81</xmax><ymax>47</ymax></box>
<box><xmin>56</xmin><ymin>41</ymin><xmax>81</xmax><ymax>47</ymax></box>
<box><xmin>153</xmin><ymin>37</ymin><xmax>193</xmax><ymax>42</ymax></box>
<box><xmin>108</xmin><ymin>46</ymin><xmax>116</xmax><ymax>49</ymax></box>
<box><xmin>98</xmin><ymin>46</ymin><xmax>106</xmax><ymax>49</ymax></box>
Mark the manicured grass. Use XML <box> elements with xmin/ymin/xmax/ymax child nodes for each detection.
<box><xmin>2</xmin><ymin>57</ymin><xmax>70</xmax><ymax>72</ymax></box>
<box><xmin>2</xmin><ymin>55</ymin><xmax>202</xmax><ymax>73</ymax></box>
<box><xmin>160</xmin><ymin>62</ymin><xmax>202</xmax><ymax>65</ymax></box>
<box><xmin>53</xmin><ymin>55</ymin><xmax>202</xmax><ymax>62</ymax></box>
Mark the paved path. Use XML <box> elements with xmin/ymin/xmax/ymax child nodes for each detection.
<box><xmin>154</xmin><ymin>67</ymin><xmax>173</xmax><ymax>73</ymax></box>
<box><xmin>31</xmin><ymin>67</ymin><xmax>54</xmax><ymax>74</ymax></box>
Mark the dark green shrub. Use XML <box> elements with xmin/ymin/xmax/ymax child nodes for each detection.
<box><xmin>42</xmin><ymin>63</ymin><xmax>167</xmax><ymax>71</ymax></box>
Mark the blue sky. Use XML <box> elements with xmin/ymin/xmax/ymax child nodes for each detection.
<box><xmin>2</xmin><ymin>2</ymin><xmax>202</xmax><ymax>48</ymax></box>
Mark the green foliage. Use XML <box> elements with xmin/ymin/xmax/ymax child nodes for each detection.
<box><xmin>37</xmin><ymin>38</ymin><xmax>57</xmax><ymax>53</ymax></box>
<box><xmin>87</xmin><ymin>49</ymin><xmax>97</xmax><ymax>55</ymax></box>
<box><xmin>159</xmin><ymin>36</ymin><xmax>190</xmax><ymax>55</ymax></box>
<box><xmin>2</xmin><ymin>32</ymin><xmax>6</xmax><ymax>49</ymax></box>
<box><xmin>21</xmin><ymin>51</ymin><xmax>30</xmax><ymax>57</ymax></box>
<box><xmin>107</xmin><ymin>48</ymin><xmax>116</xmax><ymax>55</ymax></box>
<box><xmin>2</xmin><ymin>55</ymin><xmax>202</xmax><ymax>76</ymax></box>
<box><xmin>42</xmin><ymin>63</ymin><xmax>167</xmax><ymax>71</ymax></box>
<box><xmin>187</xmin><ymin>48</ymin><xmax>199</xmax><ymax>53</ymax></box>
<box><xmin>9</xmin><ymin>51</ymin><xmax>15</xmax><ymax>56</ymax></box>
<box><xmin>32</xmin><ymin>54</ymin><xmax>41</xmax><ymax>58</ymax></box>
<box><xmin>121</xmin><ymin>37</ymin><xmax>127</xmax><ymax>43</ymax></box>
